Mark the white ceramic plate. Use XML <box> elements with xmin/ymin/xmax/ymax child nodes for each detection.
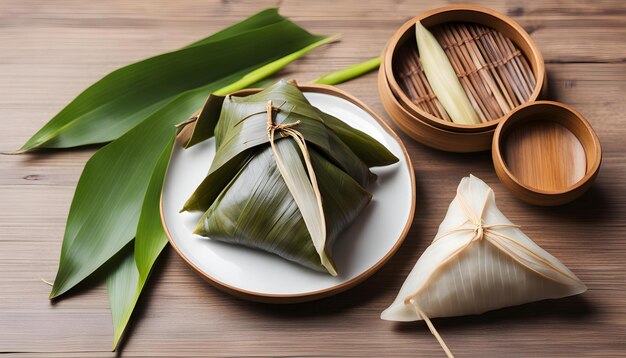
<box><xmin>161</xmin><ymin>85</ymin><xmax>415</xmax><ymax>303</ymax></box>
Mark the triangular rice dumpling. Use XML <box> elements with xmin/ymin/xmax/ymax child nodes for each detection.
<box><xmin>382</xmin><ymin>175</ymin><xmax>586</xmax><ymax>356</ymax></box>
<box><xmin>182</xmin><ymin>80</ymin><xmax>398</xmax><ymax>275</ymax></box>
<box><xmin>382</xmin><ymin>175</ymin><xmax>586</xmax><ymax>321</ymax></box>
<box><xmin>194</xmin><ymin>140</ymin><xmax>372</xmax><ymax>273</ymax></box>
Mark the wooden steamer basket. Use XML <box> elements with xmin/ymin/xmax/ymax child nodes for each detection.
<box><xmin>380</xmin><ymin>5</ymin><xmax>547</xmax><ymax>152</ymax></box>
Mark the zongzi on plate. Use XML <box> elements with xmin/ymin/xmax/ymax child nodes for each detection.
<box><xmin>180</xmin><ymin>80</ymin><xmax>399</xmax><ymax>275</ymax></box>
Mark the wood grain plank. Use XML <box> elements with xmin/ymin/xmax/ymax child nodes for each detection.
<box><xmin>0</xmin><ymin>0</ymin><xmax>625</xmax><ymax>356</ymax></box>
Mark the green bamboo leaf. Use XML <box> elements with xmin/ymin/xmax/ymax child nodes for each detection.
<box><xmin>107</xmin><ymin>136</ymin><xmax>174</xmax><ymax>351</ymax></box>
<box><xmin>19</xmin><ymin>9</ymin><xmax>326</xmax><ymax>152</ymax></box>
<box><xmin>271</xmin><ymin>136</ymin><xmax>336</xmax><ymax>275</ymax></box>
<box><xmin>134</xmin><ymin>137</ymin><xmax>174</xmax><ymax>280</ymax></box>
<box><xmin>49</xmin><ymin>12</ymin><xmax>333</xmax><ymax>299</ymax></box>
<box><xmin>50</xmin><ymin>89</ymin><xmax>186</xmax><ymax>299</ymax></box>
<box><xmin>106</xmin><ymin>245</ymin><xmax>139</xmax><ymax>351</ymax></box>
<box><xmin>49</xmin><ymin>68</ymin><xmax>262</xmax><ymax>299</ymax></box>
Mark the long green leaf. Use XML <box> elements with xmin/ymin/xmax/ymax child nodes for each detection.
<box><xmin>271</xmin><ymin>137</ymin><xmax>336</xmax><ymax>275</ymax></box>
<box><xmin>107</xmin><ymin>136</ymin><xmax>174</xmax><ymax>350</ymax></box>
<box><xmin>50</xmin><ymin>88</ymin><xmax>187</xmax><ymax>298</ymax></box>
<box><xmin>135</xmin><ymin>137</ymin><xmax>175</xmax><ymax>280</ymax></box>
<box><xmin>106</xmin><ymin>245</ymin><xmax>139</xmax><ymax>350</ymax></box>
<box><xmin>19</xmin><ymin>9</ymin><xmax>325</xmax><ymax>152</ymax></box>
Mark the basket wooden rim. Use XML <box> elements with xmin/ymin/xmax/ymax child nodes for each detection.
<box><xmin>161</xmin><ymin>83</ymin><xmax>416</xmax><ymax>303</ymax></box>
<box><xmin>492</xmin><ymin>100</ymin><xmax>602</xmax><ymax>205</ymax></box>
<box><xmin>382</xmin><ymin>4</ymin><xmax>546</xmax><ymax>133</ymax></box>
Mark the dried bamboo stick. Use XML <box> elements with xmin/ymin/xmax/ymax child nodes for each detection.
<box><xmin>452</xmin><ymin>24</ymin><xmax>511</xmax><ymax>116</ymax></box>
<box><xmin>404</xmin><ymin>48</ymin><xmax>448</xmax><ymax>119</ymax></box>
<box><xmin>466</xmin><ymin>28</ymin><xmax>510</xmax><ymax>119</ymax></box>
<box><xmin>450</xmin><ymin>24</ymin><xmax>505</xmax><ymax>120</ymax></box>
<box><xmin>402</xmin><ymin>48</ymin><xmax>438</xmax><ymax>115</ymax></box>
<box><xmin>395</xmin><ymin>49</ymin><xmax>424</xmax><ymax>110</ymax></box>
<box><xmin>496</xmin><ymin>31</ymin><xmax>534</xmax><ymax>97</ymax></box>
<box><xmin>481</xmin><ymin>28</ymin><xmax>527</xmax><ymax>104</ymax></box>
<box><xmin>499</xmin><ymin>32</ymin><xmax>536</xmax><ymax>94</ymax></box>
<box><xmin>477</xmin><ymin>25</ymin><xmax>522</xmax><ymax>107</ymax></box>
<box><xmin>399</xmin><ymin>59</ymin><xmax>432</xmax><ymax>114</ymax></box>
<box><xmin>407</xmin><ymin>48</ymin><xmax>452</xmax><ymax>121</ymax></box>
<box><xmin>437</xmin><ymin>25</ymin><xmax>493</xmax><ymax>121</ymax></box>
<box><xmin>461</xmin><ymin>25</ymin><xmax>515</xmax><ymax>110</ymax></box>
<box><xmin>490</xmin><ymin>30</ymin><xmax>531</xmax><ymax>100</ymax></box>
<box><xmin>440</xmin><ymin>24</ymin><xmax>500</xmax><ymax>120</ymax></box>
<box><xmin>495</xmin><ymin>32</ymin><xmax>531</xmax><ymax>99</ymax></box>
<box><xmin>468</xmin><ymin>25</ymin><xmax>519</xmax><ymax>108</ymax></box>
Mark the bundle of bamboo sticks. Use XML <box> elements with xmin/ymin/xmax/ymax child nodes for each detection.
<box><xmin>395</xmin><ymin>23</ymin><xmax>536</xmax><ymax>123</ymax></box>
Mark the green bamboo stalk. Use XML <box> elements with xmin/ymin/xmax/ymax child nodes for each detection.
<box><xmin>214</xmin><ymin>35</ymin><xmax>341</xmax><ymax>96</ymax></box>
<box><xmin>311</xmin><ymin>56</ymin><xmax>380</xmax><ymax>85</ymax></box>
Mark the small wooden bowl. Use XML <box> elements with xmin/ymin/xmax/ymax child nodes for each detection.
<box><xmin>379</xmin><ymin>5</ymin><xmax>547</xmax><ymax>151</ymax></box>
<box><xmin>492</xmin><ymin>101</ymin><xmax>602</xmax><ymax>206</ymax></box>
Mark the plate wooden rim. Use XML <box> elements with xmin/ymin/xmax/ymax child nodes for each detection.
<box><xmin>161</xmin><ymin>83</ymin><xmax>416</xmax><ymax>303</ymax></box>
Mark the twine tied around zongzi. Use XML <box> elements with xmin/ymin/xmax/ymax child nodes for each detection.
<box><xmin>265</xmin><ymin>100</ymin><xmax>336</xmax><ymax>276</ymax></box>
<box><xmin>404</xmin><ymin>182</ymin><xmax>582</xmax><ymax>358</ymax></box>
<box><xmin>403</xmin><ymin>186</ymin><xmax>522</xmax><ymax>306</ymax></box>
<box><xmin>432</xmin><ymin>186</ymin><xmax>521</xmax><ymax>246</ymax></box>
<box><xmin>404</xmin><ymin>185</ymin><xmax>520</xmax><ymax>358</ymax></box>
<box><xmin>431</xmin><ymin>185</ymin><xmax>579</xmax><ymax>284</ymax></box>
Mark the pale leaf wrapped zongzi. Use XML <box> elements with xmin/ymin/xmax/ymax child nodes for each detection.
<box><xmin>382</xmin><ymin>175</ymin><xmax>586</xmax><ymax>357</ymax></box>
<box><xmin>181</xmin><ymin>80</ymin><xmax>398</xmax><ymax>275</ymax></box>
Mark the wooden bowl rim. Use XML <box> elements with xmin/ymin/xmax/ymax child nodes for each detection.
<box><xmin>383</xmin><ymin>4</ymin><xmax>545</xmax><ymax>132</ymax></box>
<box><xmin>492</xmin><ymin>100</ymin><xmax>602</xmax><ymax>197</ymax></box>
<box><xmin>161</xmin><ymin>83</ymin><xmax>416</xmax><ymax>304</ymax></box>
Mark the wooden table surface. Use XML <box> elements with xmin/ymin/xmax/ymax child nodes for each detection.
<box><xmin>1</xmin><ymin>1</ymin><xmax>625</xmax><ymax>356</ymax></box>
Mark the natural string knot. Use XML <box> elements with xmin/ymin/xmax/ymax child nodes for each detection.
<box><xmin>472</xmin><ymin>221</ymin><xmax>484</xmax><ymax>242</ymax></box>
<box><xmin>266</xmin><ymin>100</ymin><xmax>301</xmax><ymax>138</ymax></box>
<box><xmin>432</xmin><ymin>187</ymin><xmax>520</xmax><ymax>244</ymax></box>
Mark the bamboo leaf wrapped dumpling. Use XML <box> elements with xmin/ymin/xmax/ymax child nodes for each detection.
<box><xmin>180</xmin><ymin>80</ymin><xmax>398</xmax><ymax>275</ymax></box>
<box><xmin>382</xmin><ymin>175</ymin><xmax>586</xmax><ymax>356</ymax></box>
